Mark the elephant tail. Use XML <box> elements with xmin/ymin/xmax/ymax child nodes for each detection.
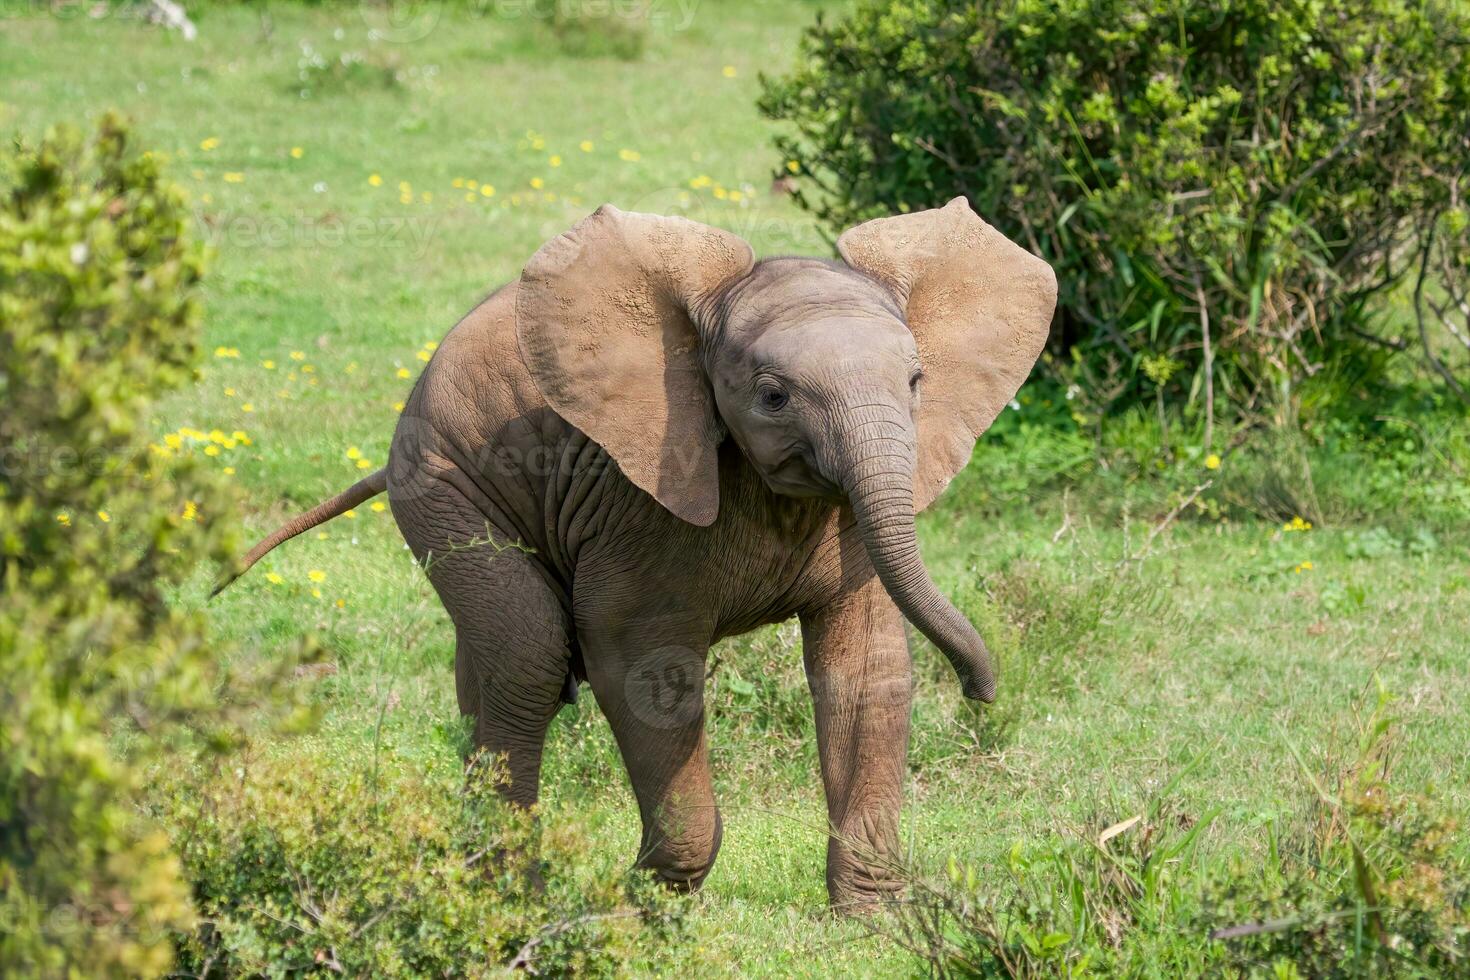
<box><xmin>211</xmin><ymin>468</ymin><xmax>388</xmax><ymax>597</ymax></box>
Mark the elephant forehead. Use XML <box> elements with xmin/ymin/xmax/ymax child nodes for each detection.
<box><xmin>724</xmin><ymin>260</ymin><xmax>900</xmax><ymax>326</ymax></box>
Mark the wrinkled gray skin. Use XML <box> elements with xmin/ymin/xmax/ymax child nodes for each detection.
<box><xmin>225</xmin><ymin>203</ymin><xmax>1054</xmax><ymax>911</ymax></box>
<box><xmin>391</xmin><ymin>262</ymin><xmax>941</xmax><ymax>908</ymax></box>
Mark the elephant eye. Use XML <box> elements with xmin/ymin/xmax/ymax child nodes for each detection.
<box><xmin>910</xmin><ymin>371</ymin><xmax>924</xmax><ymax>393</ymax></box>
<box><xmin>758</xmin><ymin>386</ymin><xmax>789</xmax><ymax>412</ymax></box>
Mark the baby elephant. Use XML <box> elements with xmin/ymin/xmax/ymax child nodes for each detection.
<box><xmin>221</xmin><ymin>197</ymin><xmax>1056</xmax><ymax>909</ymax></box>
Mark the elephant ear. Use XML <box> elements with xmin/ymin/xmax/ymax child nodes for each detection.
<box><xmin>517</xmin><ymin>205</ymin><xmax>755</xmax><ymax>526</ymax></box>
<box><xmin>837</xmin><ymin>197</ymin><xmax>1057</xmax><ymax>512</ymax></box>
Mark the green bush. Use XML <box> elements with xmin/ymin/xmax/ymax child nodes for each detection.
<box><xmin>761</xmin><ymin>0</ymin><xmax>1470</xmax><ymax>427</ymax></box>
<box><xmin>164</xmin><ymin>746</ymin><xmax>686</xmax><ymax>977</ymax></box>
<box><xmin>0</xmin><ymin>116</ymin><xmax>306</xmax><ymax>977</ymax></box>
<box><xmin>887</xmin><ymin>683</ymin><xmax>1470</xmax><ymax>976</ymax></box>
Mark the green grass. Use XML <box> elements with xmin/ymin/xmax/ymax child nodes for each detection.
<box><xmin>4</xmin><ymin>3</ymin><xmax>1468</xmax><ymax>974</ymax></box>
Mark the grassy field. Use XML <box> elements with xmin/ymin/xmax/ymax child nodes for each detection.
<box><xmin>3</xmin><ymin>2</ymin><xmax>1468</xmax><ymax>974</ymax></box>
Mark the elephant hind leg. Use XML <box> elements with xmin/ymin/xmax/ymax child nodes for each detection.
<box><xmin>442</xmin><ymin>550</ymin><xmax>570</xmax><ymax>806</ymax></box>
<box><xmin>398</xmin><ymin>488</ymin><xmax>570</xmax><ymax>807</ymax></box>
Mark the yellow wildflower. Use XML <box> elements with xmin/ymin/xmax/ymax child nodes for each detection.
<box><xmin>200</xmin><ymin>137</ymin><xmax>220</xmax><ymax>151</ymax></box>
<box><xmin>96</xmin><ymin>510</ymin><xmax>111</xmax><ymax>523</ymax></box>
<box><xmin>618</xmin><ymin>148</ymin><xmax>641</xmax><ymax>162</ymax></box>
<box><xmin>393</xmin><ymin>401</ymin><xmax>405</xmax><ymax>412</ymax></box>
<box><xmin>164</xmin><ymin>433</ymin><xmax>183</xmax><ymax>450</ymax></box>
<box><xmin>368</xmin><ymin>174</ymin><xmax>383</xmax><ymax>187</ymax></box>
<box><xmin>423</xmin><ymin>340</ymin><xmax>438</xmax><ymax>351</ymax></box>
<box><xmin>481</xmin><ymin>184</ymin><xmax>495</xmax><ymax>198</ymax></box>
<box><xmin>356</xmin><ymin>458</ymin><xmax>373</xmax><ymax>470</ymax></box>
<box><xmin>346</xmin><ymin>446</ymin><xmax>362</xmax><ymax>460</ymax></box>
<box><xmin>344</xmin><ymin>509</ymin><xmax>358</xmax><ymax>519</ymax></box>
<box><xmin>265</xmin><ymin>572</ymin><xmax>285</xmax><ymax>585</ymax></box>
<box><xmin>56</xmin><ymin>513</ymin><xmax>71</xmax><ymax>527</ymax></box>
<box><xmin>241</xmin><ymin>403</ymin><xmax>255</xmax><ymax>413</ymax></box>
<box><xmin>1205</xmin><ymin>453</ymin><xmax>1221</xmax><ymax>470</ymax></box>
<box><xmin>335</xmin><ymin>598</ymin><xmax>346</xmax><ymax>609</ymax></box>
<box><xmin>290</xmin><ymin>351</ymin><xmax>306</xmax><ymax>361</ymax></box>
<box><xmin>452</xmin><ymin>177</ymin><xmax>465</xmax><ymax>189</ymax></box>
<box><xmin>214</xmin><ymin>346</ymin><xmax>240</xmax><ymax>358</ymax></box>
<box><xmin>223</xmin><ymin>466</ymin><xmax>236</xmax><ymax>475</ymax></box>
<box><xmin>549</xmin><ymin>155</ymin><xmax>562</xmax><ymax>167</ymax></box>
<box><xmin>722</xmin><ymin>65</ymin><xmax>737</xmax><ymax>78</ymax></box>
<box><xmin>182</xmin><ymin>500</ymin><xmax>199</xmax><ymax>521</ymax></box>
<box><xmin>371</xmin><ymin>501</ymin><xmax>387</xmax><ymax>513</ymax></box>
<box><xmin>262</xmin><ymin>359</ymin><xmax>276</xmax><ymax>369</ymax></box>
<box><xmin>396</xmin><ymin>367</ymin><xmax>412</xmax><ymax>379</ymax></box>
<box><xmin>204</xmin><ymin>445</ymin><xmax>221</xmax><ymax>457</ymax></box>
<box><xmin>529</xmin><ymin>177</ymin><xmax>545</xmax><ymax>190</ymax></box>
<box><xmin>308</xmin><ymin>569</ymin><xmax>326</xmax><ymax>583</ymax></box>
<box><xmin>223</xmin><ymin>172</ymin><xmax>245</xmax><ymax>184</ymax></box>
<box><xmin>786</xmin><ymin>160</ymin><xmax>800</xmax><ymax>174</ymax></box>
<box><xmin>416</xmin><ymin>350</ymin><xmax>431</xmax><ymax>362</ymax></box>
<box><xmin>290</xmin><ymin>147</ymin><xmax>304</xmax><ymax>159</ymax></box>
<box><xmin>579</xmin><ymin>140</ymin><xmax>594</xmax><ymax>153</ymax></box>
<box><xmin>689</xmin><ymin>175</ymin><xmax>712</xmax><ymax>189</ymax></box>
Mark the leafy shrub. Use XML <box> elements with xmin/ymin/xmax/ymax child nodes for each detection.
<box><xmin>164</xmin><ymin>746</ymin><xmax>686</xmax><ymax>977</ymax></box>
<box><xmin>761</xmin><ymin>0</ymin><xmax>1470</xmax><ymax>424</ymax></box>
<box><xmin>1204</xmin><ymin>682</ymin><xmax>1470</xmax><ymax>976</ymax></box>
<box><xmin>529</xmin><ymin>0</ymin><xmax>643</xmax><ymax>60</ymax></box>
<box><xmin>291</xmin><ymin>42</ymin><xmax>404</xmax><ymax>98</ymax></box>
<box><xmin>886</xmin><ymin>682</ymin><xmax>1469</xmax><ymax>976</ymax></box>
<box><xmin>0</xmin><ymin>116</ymin><xmax>307</xmax><ymax>976</ymax></box>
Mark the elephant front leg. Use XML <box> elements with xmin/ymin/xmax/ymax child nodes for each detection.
<box><xmin>800</xmin><ymin>575</ymin><xmax>913</xmax><ymax>912</ymax></box>
<box><xmin>582</xmin><ymin>631</ymin><xmax>722</xmax><ymax>891</ymax></box>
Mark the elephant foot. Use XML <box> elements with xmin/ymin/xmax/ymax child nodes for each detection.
<box><xmin>639</xmin><ymin>809</ymin><xmax>723</xmax><ymax>893</ymax></box>
<box><xmin>826</xmin><ymin>837</ymin><xmax>904</xmax><ymax>914</ymax></box>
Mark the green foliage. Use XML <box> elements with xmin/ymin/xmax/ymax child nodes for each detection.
<box><xmin>1203</xmin><ymin>682</ymin><xmax>1470</xmax><ymax>977</ymax></box>
<box><xmin>761</xmin><ymin>0</ymin><xmax>1470</xmax><ymax>420</ymax></box>
<box><xmin>164</xmin><ymin>746</ymin><xmax>686</xmax><ymax>977</ymax></box>
<box><xmin>0</xmin><ymin>116</ymin><xmax>307</xmax><ymax>976</ymax></box>
<box><xmin>889</xmin><ymin>683</ymin><xmax>1470</xmax><ymax>976</ymax></box>
<box><xmin>531</xmin><ymin>0</ymin><xmax>649</xmax><ymax>61</ymax></box>
<box><xmin>290</xmin><ymin>43</ymin><xmax>404</xmax><ymax>98</ymax></box>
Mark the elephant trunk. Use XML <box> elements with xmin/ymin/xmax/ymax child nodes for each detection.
<box><xmin>834</xmin><ymin>406</ymin><xmax>997</xmax><ymax>703</ymax></box>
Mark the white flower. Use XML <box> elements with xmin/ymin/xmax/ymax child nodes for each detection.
<box><xmin>1009</xmin><ymin>398</ymin><xmax>1022</xmax><ymax>411</ymax></box>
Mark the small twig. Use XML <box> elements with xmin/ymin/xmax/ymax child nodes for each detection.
<box><xmin>1116</xmin><ymin>481</ymin><xmax>1213</xmax><ymax>568</ymax></box>
<box><xmin>508</xmin><ymin>911</ymin><xmax>642</xmax><ymax>974</ymax></box>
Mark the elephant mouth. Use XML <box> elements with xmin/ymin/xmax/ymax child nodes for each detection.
<box><xmin>761</xmin><ymin>450</ymin><xmax>845</xmax><ymax>500</ymax></box>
